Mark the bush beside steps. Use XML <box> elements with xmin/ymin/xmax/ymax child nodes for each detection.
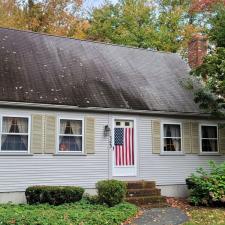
<box><xmin>186</xmin><ymin>160</ymin><xmax>225</xmax><ymax>206</ymax></box>
<box><xmin>25</xmin><ymin>185</ymin><xmax>84</xmax><ymax>205</ymax></box>
<box><xmin>96</xmin><ymin>179</ymin><xmax>127</xmax><ymax>207</ymax></box>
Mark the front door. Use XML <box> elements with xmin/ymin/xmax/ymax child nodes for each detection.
<box><xmin>112</xmin><ymin>119</ymin><xmax>136</xmax><ymax>176</ymax></box>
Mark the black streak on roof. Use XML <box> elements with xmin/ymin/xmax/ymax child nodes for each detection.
<box><xmin>0</xmin><ymin>27</ymin><xmax>200</xmax><ymax>113</ymax></box>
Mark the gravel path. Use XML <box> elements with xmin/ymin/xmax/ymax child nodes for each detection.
<box><xmin>132</xmin><ymin>207</ymin><xmax>189</xmax><ymax>225</ymax></box>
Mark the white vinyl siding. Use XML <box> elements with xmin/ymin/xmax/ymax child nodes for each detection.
<box><xmin>139</xmin><ymin>117</ymin><xmax>225</xmax><ymax>185</ymax></box>
<box><xmin>0</xmin><ymin>108</ymin><xmax>224</xmax><ymax>194</ymax></box>
<box><xmin>0</xmin><ymin>111</ymin><xmax>109</xmax><ymax>192</ymax></box>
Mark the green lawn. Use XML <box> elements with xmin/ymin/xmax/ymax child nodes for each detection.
<box><xmin>0</xmin><ymin>201</ymin><xmax>138</xmax><ymax>225</ymax></box>
<box><xmin>184</xmin><ymin>208</ymin><xmax>225</xmax><ymax>225</ymax></box>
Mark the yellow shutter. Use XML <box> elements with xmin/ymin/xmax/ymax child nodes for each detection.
<box><xmin>84</xmin><ymin>117</ymin><xmax>96</xmax><ymax>154</ymax></box>
<box><xmin>44</xmin><ymin>115</ymin><xmax>56</xmax><ymax>154</ymax></box>
<box><xmin>191</xmin><ymin>122</ymin><xmax>200</xmax><ymax>154</ymax></box>
<box><xmin>219</xmin><ymin>124</ymin><xmax>225</xmax><ymax>154</ymax></box>
<box><xmin>152</xmin><ymin>120</ymin><xmax>161</xmax><ymax>154</ymax></box>
<box><xmin>31</xmin><ymin>114</ymin><xmax>44</xmax><ymax>154</ymax></box>
<box><xmin>182</xmin><ymin>121</ymin><xmax>191</xmax><ymax>154</ymax></box>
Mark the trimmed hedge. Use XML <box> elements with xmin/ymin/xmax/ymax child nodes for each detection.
<box><xmin>96</xmin><ymin>180</ymin><xmax>127</xmax><ymax>207</ymax></box>
<box><xmin>186</xmin><ymin>161</ymin><xmax>225</xmax><ymax>206</ymax></box>
<box><xmin>25</xmin><ymin>186</ymin><xmax>84</xmax><ymax>205</ymax></box>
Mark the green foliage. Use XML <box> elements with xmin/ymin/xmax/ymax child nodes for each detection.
<box><xmin>96</xmin><ymin>179</ymin><xmax>127</xmax><ymax>207</ymax></box>
<box><xmin>88</xmin><ymin>0</ymin><xmax>197</xmax><ymax>54</ymax></box>
<box><xmin>0</xmin><ymin>202</ymin><xmax>138</xmax><ymax>225</ymax></box>
<box><xmin>186</xmin><ymin>161</ymin><xmax>225</xmax><ymax>206</ymax></box>
<box><xmin>190</xmin><ymin>4</ymin><xmax>225</xmax><ymax>115</ymax></box>
<box><xmin>25</xmin><ymin>186</ymin><xmax>84</xmax><ymax>205</ymax></box>
<box><xmin>208</xmin><ymin>4</ymin><xmax>225</xmax><ymax>47</ymax></box>
<box><xmin>191</xmin><ymin>47</ymin><xmax>225</xmax><ymax>115</ymax></box>
<box><xmin>88</xmin><ymin>0</ymin><xmax>156</xmax><ymax>48</ymax></box>
<box><xmin>82</xmin><ymin>193</ymin><xmax>100</xmax><ymax>204</ymax></box>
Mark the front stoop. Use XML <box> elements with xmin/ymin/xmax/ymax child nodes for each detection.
<box><xmin>125</xmin><ymin>181</ymin><xmax>168</xmax><ymax>208</ymax></box>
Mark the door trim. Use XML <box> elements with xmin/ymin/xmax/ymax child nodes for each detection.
<box><xmin>112</xmin><ymin>117</ymin><xmax>137</xmax><ymax>177</ymax></box>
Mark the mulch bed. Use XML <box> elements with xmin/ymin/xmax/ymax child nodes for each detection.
<box><xmin>166</xmin><ymin>197</ymin><xmax>192</xmax><ymax>212</ymax></box>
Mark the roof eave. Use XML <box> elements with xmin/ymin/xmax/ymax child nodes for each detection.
<box><xmin>0</xmin><ymin>101</ymin><xmax>216</xmax><ymax>119</ymax></box>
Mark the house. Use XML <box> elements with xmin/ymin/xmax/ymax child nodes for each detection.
<box><xmin>0</xmin><ymin>27</ymin><xmax>224</xmax><ymax>203</ymax></box>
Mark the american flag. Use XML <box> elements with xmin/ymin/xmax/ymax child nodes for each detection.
<box><xmin>114</xmin><ymin>127</ymin><xmax>134</xmax><ymax>166</ymax></box>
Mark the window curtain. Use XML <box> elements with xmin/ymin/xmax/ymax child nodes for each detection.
<box><xmin>202</xmin><ymin>126</ymin><xmax>217</xmax><ymax>152</ymax></box>
<box><xmin>1</xmin><ymin>117</ymin><xmax>28</xmax><ymax>151</ymax></box>
<box><xmin>59</xmin><ymin>136</ymin><xmax>82</xmax><ymax>151</ymax></box>
<box><xmin>2</xmin><ymin>117</ymin><xmax>28</xmax><ymax>133</ymax></box>
<box><xmin>164</xmin><ymin>124</ymin><xmax>181</xmax><ymax>151</ymax></box>
<box><xmin>59</xmin><ymin>120</ymin><xmax>82</xmax><ymax>151</ymax></box>
<box><xmin>60</xmin><ymin>120</ymin><xmax>82</xmax><ymax>135</ymax></box>
<box><xmin>202</xmin><ymin>126</ymin><xmax>217</xmax><ymax>138</ymax></box>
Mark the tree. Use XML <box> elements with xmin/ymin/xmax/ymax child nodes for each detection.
<box><xmin>191</xmin><ymin>4</ymin><xmax>225</xmax><ymax>115</ymax></box>
<box><xmin>190</xmin><ymin>0</ymin><xmax>225</xmax><ymax>12</ymax></box>
<box><xmin>88</xmin><ymin>0</ymin><xmax>202</xmax><ymax>53</ymax></box>
<box><xmin>208</xmin><ymin>3</ymin><xmax>225</xmax><ymax>47</ymax></box>
<box><xmin>0</xmin><ymin>0</ymin><xmax>89</xmax><ymax>39</ymax></box>
<box><xmin>0</xmin><ymin>0</ymin><xmax>26</xmax><ymax>29</ymax></box>
<box><xmin>155</xmin><ymin>0</ymin><xmax>199</xmax><ymax>53</ymax></box>
<box><xmin>88</xmin><ymin>0</ymin><xmax>157</xmax><ymax>48</ymax></box>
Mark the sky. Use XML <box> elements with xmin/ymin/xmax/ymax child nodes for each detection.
<box><xmin>84</xmin><ymin>0</ymin><xmax>118</xmax><ymax>9</ymax></box>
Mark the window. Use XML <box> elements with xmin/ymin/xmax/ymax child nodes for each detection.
<box><xmin>116</xmin><ymin>121</ymin><xmax>121</xmax><ymax>126</ymax></box>
<box><xmin>1</xmin><ymin>116</ymin><xmax>29</xmax><ymax>152</ymax></box>
<box><xmin>162</xmin><ymin>123</ymin><xmax>181</xmax><ymax>152</ymax></box>
<box><xmin>58</xmin><ymin>119</ymin><xmax>83</xmax><ymax>152</ymax></box>
<box><xmin>201</xmin><ymin>125</ymin><xmax>218</xmax><ymax>152</ymax></box>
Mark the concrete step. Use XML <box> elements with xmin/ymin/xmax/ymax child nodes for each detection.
<box><xmin>140</xmin><ymin>202</ymin><xmax>169</xmax><ymax>209</ymax></box>
<box><xmin>126</xmin><ymin>196</ymin><xmax>166</xmax><ymax>206</ymax></box>
<box><xmin>126</xmin><ymin>181</ymin><xmax>156</xmax><ymax>189</ymax></box>
<box><xmin>127</xmin><ymin>188</ymin><xmax>161</xmax><ymax>197</ymax></box>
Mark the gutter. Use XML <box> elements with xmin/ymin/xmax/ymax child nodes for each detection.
<box><xmin>0</xmin><ymin>100</ymin><xmax>216</xmax><ymax>119</ymax></box>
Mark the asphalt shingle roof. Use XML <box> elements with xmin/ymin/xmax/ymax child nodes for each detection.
<box><xmin>0</xmin><ymin>28</ymin><xmax>201</xmax><ymax>113</ymax></box>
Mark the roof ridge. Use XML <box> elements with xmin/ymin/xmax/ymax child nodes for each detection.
<box><xmin>0</xmin><ymin>26</ymin><xmax>175</xmax><ymax>55</ymax></box>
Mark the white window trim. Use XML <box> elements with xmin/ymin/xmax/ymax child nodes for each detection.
<box><xmin>57</xmin><ymin>117</ymin><xmax>84</xmax><ymax>154</ymax></box>
<box><xmin>161</xmin><ymin>122</ymin><xmax>183</xmax><ymax>154</ymax></box>
<box><xmin>199</xmin><ymin>123</ymin><xmax>219</xmax><ymax>154</ymax></box>
<box><xmin>0</xmin><ymin>114</ymin><xmax>31</xmax><ymax>153</ymax></box>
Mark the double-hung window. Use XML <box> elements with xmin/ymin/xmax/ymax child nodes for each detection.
<box><xmin>200</xmin><ymin>125</ymin><xmax>218</xmax><ymax>153</ymax></box>
<box><xmin>162</xmin><ymin>123</ymin><xmax>181</xmax><ymax>152</ymax></box>
<box><xmin>58</xmin><ymin>119</ymin><xmax>83</xmax><ymax>152</ymax></box>
<box><xmin>0</xmin><ymin>116</ymin><xmax>29</xmax><ymax>152</ymax></box>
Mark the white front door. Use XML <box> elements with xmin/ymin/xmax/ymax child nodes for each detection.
<box><xmin>112</xmin><ymin>119</ymin><xmax>136</xmax><ymax>176</ymax></box>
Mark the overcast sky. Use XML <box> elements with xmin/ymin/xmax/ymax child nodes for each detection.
<box><xmin>84</xmin><ymin>0</ymin><xmax>118</xmax><ymax>9</ymax></box>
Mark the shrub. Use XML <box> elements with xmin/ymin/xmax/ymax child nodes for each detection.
<box><xmin>186</xmin><ymin>161</ymin><xmax>225</xmax><ymax>206</ymax></box>
<box><xmin>96</xmin><ymin>180</ymin><xmax>127</xmax><ymax>207</ymax></box>
<box><xmin>25</xmin><ymin>185</ymin><xmax>84</xmax><ymax>205</ymax></box>
<box><xmin>83</xmin><ymin>193</ymin><xmax>100</xmax><ymax>204</ymax></box>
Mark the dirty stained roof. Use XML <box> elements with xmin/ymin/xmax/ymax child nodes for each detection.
<box><xmin>0</xmin><ymin>27</ymin><xmax>201</xmax><ymax>114</ymax></box>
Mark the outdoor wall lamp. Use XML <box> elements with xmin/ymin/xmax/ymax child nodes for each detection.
<box><xmin>104</xmin><ymin>125</ymin><xmax>111</xmax><ymax>137</ymax></box>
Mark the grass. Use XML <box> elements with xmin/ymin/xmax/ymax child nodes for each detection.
<box><xmin>166</xmin><ymin>197</ymin><xmax>225</xmax><ymax>225</ymax></box>
<box><xmin>0</xmin><ymin>201</ymin><xmax>138</xmax><ymax>225</ymax></box>
<box><xmin>183</xmin><ymin>207</ymin><xmax>225</xmax><ymax>225</ymax></box>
